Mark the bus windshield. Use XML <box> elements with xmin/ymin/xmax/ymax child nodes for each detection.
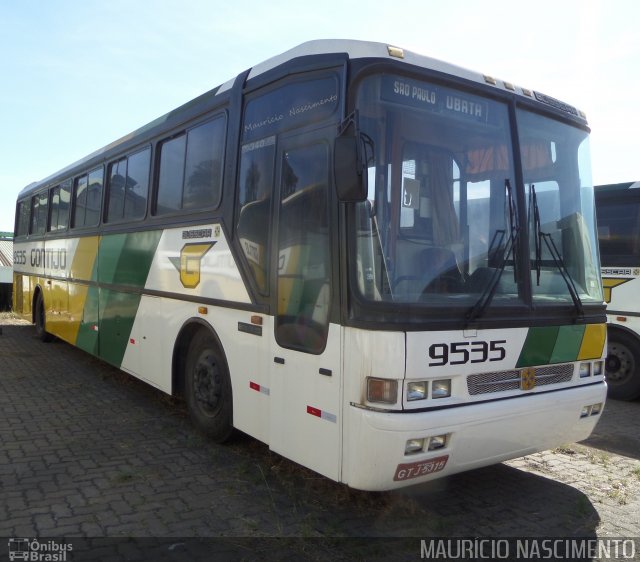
<box><xmin>352</xmin><ymin>73</ymin><xmax>603</xmax><ymax>316</ymax></box>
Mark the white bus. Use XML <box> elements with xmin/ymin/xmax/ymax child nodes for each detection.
<box><xmin>13</xmin><ymin>40</ymin><xmax>607</xmax><ymax>491</ymax></box>
<box><xmin>596</xmin><ymin>181</ymin><xmax>640</xmax><ymax>400</ymax></box>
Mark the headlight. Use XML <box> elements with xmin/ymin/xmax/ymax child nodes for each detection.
<box><xmin>367</xmin><ymin>377</ymin><xmax>398</xmax><ymax>404</ymax></box>
<box><xmin>407</xmin><ymin>381</ymin><xmax>428</xmax><ymax>401</ymax></box>
<box><xmin>579</xmin><ymin>362</ymin><xmax>591</xmax><ymax>378</ymax></box>
<box><xmin>432</xmin><ymin>379</ymin><xmax>451</xmax><ymax>399</ymax></box>
<box><xmin>405</xmin><ymin>438</ymin><xmax>426</xmax><ymax>455</ymax></box>
<box><xmin>593</xmin><ymin>361</ymin><xmax>604</xmax><ymax>377</ymax></box>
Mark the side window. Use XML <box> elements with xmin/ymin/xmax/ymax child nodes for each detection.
<box><xmin>48</xmin><ymin>180</ymin><xmax>71</xmax><ymax>232</ymax></box>
<box><xmin>106</xmin><ymin>147</ymin><xmax>150</xmax><ymax>222</ymax></box>
<box><xmin>30</xmin><ymin>192</ymin><xmax>49</xmax><ymax>235</ymax></box>
<box><xmin>236</xmin><ymin>136</ymin><xmax>276</xmax><ymax>295</ymax></box>
<box><xmin>15</xmin><ymin>200</ymin><xmax>30</xmax><ymax>237</ymax></box>
<box><xmin>275</xmin><ymin>142</ymin><xmax>331</xmax><ymax>354</ymax></box>
<box><xmin>155</xmin><ymin>115</ymin><xmax>226</xmax><ymax>215</ymax></box>
<box><xmin>73</xmin><ymin>167</ymin><xmax>103</xmax><ymax>228</ymax></box>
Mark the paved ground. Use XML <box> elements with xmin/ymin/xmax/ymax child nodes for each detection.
<box><xmin>1</xmin><ymin>313</ymin><xmax>639</xmax><ymax>561</ymax></box>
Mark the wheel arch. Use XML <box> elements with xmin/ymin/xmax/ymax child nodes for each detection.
<box><xmin>31</xmin><ymin>284</ymin><xmax>45</xmax><ymax>324</ymax></box>
<box><xmin>171</xmin><ymin>318</ymin><xmax>230</xmax><ymax>398</ymax></box>
<box><xmin>606</xmin><ymin>322</ymin><xmax>640</xmax><ymax>345</ymax></box>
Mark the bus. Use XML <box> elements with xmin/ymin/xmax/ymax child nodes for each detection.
<box><xmin>13</xmin><ymin>40</ymin><xmax>607</xmax><ymax>491</ymax></box>
<box><xmin>595</xmin><ymin>181</ymin><xmax>640</xmax><ymax>400</ymax></box>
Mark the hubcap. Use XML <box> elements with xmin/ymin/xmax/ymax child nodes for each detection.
<box><xmin>606</xmin><ymin>343</ymin><xmax>634</xmax><ymax>385</ymax></box>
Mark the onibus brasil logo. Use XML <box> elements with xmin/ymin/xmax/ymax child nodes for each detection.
<box><xmin>8</xmin><ymin>539</ymin><xmax>72</xmax><ymax>561</ymax></box>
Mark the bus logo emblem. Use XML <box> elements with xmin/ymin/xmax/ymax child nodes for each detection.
<box><xmin>601</xmin><ymin>277</ymin><xmax>631</xmax><ymax>304</ymax></box>
<box><xmin>170</xmin><ymin>242</ymin><xmax>216</xmax><ymax>289</ymax></box>
<box><xmin>520</xmin><ymin>367</ymin><xmax>536</xmax><ymax>391</ymax></box>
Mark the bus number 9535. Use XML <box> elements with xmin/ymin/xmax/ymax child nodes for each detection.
<box><xmin>428</xmin><ymin>340</ymin><xmax>506</xmax><ymax>366</ymax></box>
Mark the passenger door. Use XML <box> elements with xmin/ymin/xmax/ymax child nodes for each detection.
<box><xmin>268</xmin><ymin>132</ymin><xmax>342</xmax><ymax>481</ymax></box>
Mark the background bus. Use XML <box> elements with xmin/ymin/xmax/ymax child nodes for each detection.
<box><xmin>595</xmin><ymin>181</ymin><xmax>640</xmax><ymax>400</ymax></box>
<box><xmin>13</xmin><ymin>40</ymin><xmax>607</xmax><ymax>491</ymax></box>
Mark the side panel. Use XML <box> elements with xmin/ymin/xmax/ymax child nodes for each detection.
<box><xmin>602</xmin><ymin>266</ymin><xmax>640</xmax><ymax>337</ymax></box>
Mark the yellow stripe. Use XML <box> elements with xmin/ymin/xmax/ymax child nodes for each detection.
<box><xmin>577</xmin><ymin>323</ymin><xmax>606</xmax><ymax>360</ymax></box>
<box><xmin>62</xmin><ymin>236</ymin><xmax>100</xmax><ymax>344</ymax></box>
<box><xmin>70</xmin><ymin>236</ymin><xmax>100</xmax><ymax>281</ymax></box>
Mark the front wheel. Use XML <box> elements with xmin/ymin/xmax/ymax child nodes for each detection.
<box><xmin>605</xmin><ymin>329</ymin><xmax>640</xmax><ymax>400</ymax></box>
<box><xmin>34</xmin><ymin>292</ymin><xmax>53</xmax><ymax>342</ymax></box>
<box><xmin>184</xmin><ymin>330</ymin><xmax>234</xmax><ymax>443</ymax></box>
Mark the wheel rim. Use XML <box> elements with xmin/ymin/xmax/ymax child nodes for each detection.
<box><xmin>606</xmin><ymin>341</ymin><xmax>635</xmax><ymax>385</ymax></box>
<box><xmin>193</xmin><ymin>350</ymin><xmax>222</xmax><ymax>416</ymax></box>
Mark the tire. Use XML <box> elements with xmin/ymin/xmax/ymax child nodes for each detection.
<box><xmin>184</xmin><ymin>330</ymin><xmax>234</xmax><ymax>443</ymax></box>
<box><xmin>34</xmin><ymin>292</ymin><xmax>53</xmax><ymax>342</ymax></box>
<box><xmin>605</xmin><ymin>329</ymin><xmax>640</xmax><ymax>401</ymax></box>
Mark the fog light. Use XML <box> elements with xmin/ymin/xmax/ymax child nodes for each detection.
<box><xmin>591</xmin><ymin>403</ymin><xmax>602</xmax><ymax>416</ymax></box>
<box><xmin>579</xmin><ymin>362</ymin><xmax>591</xmax><ymax>378</ymax></box>
<box><xmin>407</xmin><ymin>381</ymin><xmax>428</xmax><ymax>401</ymax></box>
<box><xmin>593</xmin><ymin>361</ymin><xmax>604</xmax><ymax>377</ymax></box>
<box><xmin>428</xmin><ymin>434</ymin><xmax>447</xmax><ymax>451</ymax></box>
<box><xmin>432</xmin><ymin>379</ymin><xmax>451</xmax><ymax>399</ymax></box>
<box><xmin>367</xmin><ymin>377</ymin><xmax>398</xmax><ymax>404</ymax></box>
<box><xmin>580</xmin><ymin>405</ymin><xmax>592</xmax><ymax>418</ymax></box>
<box><xmin>405</xmin><ymin>438</ymin><xmax>425</xmax><ymax>455</ymax></box>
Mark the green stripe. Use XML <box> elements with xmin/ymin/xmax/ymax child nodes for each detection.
<box><xmin>98</xmin><ymin>230</ymin><xmax>163</xmax><ymax>287</ymax></box>
<box><xmin>516</xmin><ymin>326</ymin><xmax>559</xmax><ymax>367</ymax></box>
<box><xmin>550</xmin><ymin>325</ymin><xmax>585</xmax><ymax>363</ymax></box>
<box><xmin>75</xmin><ymin>230</ymin><xmax>163</xmax><ymax>367</ymax></box>
<box><xmin>76</xmin><ymin>285</ymin><xmax>100</xmax><ymax>355</ymax></box>
<box><xmin>98</xmin><ymin>289</ymin><xmax>141</xmax><ymax>366</ymax></box>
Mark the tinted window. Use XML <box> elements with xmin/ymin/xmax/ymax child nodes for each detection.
<box><xmin>236</xmin><ymin>136</ymin><xmax>275</xmax><ymax>295</ymax></box>
<box><xmin>183</xmin><ymin>118</ymin><xmax>225</xmax><ymax>209</ymax></box>
<box><xmin>243</xmin><ymin>75</ymin><xmax>339</xmax><ymax>141</ymax></box>
<box><xmin>15</xmin><ymin>201</ymin><xmax>30</xmax><ymax>237</ymax></box>
<box><xmin>74</xmin><ymin>167</ymin><xmax>103</xmax><ymax>228</ymax></box>
<box><xmin>49</xmin><ymin>180</ymin><xmax>71</xmax><ymax>232</ymax></box>
<box><xmin>597</xmin><ymin>194</ymin><xmax>640</xmax><ymax>266</ymax></box>
<box><xmin>276</xmin><ymin>143</ymin><xmax>331</xmax><ymax>353</ymax></box>
<box><xmin>107</xmin><ymin>148</ymin><xmax>150</xmax><ymax>222</ymax></box>
<box><xmin>31</xmin><ymin>192</ymin><xmax>48</xmax><ymax>235</ymax></box>
<box><xmin>157</xmin><ymin>135</ymin><xmax>186</xmax><ymax>214</ymax></box>
<box><xmin>156</xmin><ymin>116</ymin><xmax>226</xmax><ymax>215</ymax></box>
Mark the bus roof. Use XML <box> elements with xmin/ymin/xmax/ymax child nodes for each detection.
<box><xmin>17</xmin><ymin>39</ymin><xmax>587</xmax><ymax>201</ymax></box>
<box><xmin>595</xmin><ymin>181</ymin><xmax>640</xmax><ymax>193</ymax></box>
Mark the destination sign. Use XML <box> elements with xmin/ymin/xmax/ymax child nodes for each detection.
<box><xmin>381</xmin><ymin>76</ymin><xmax>492</xmax><ymax>125</ymax></box>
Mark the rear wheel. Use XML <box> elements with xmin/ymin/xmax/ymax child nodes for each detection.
<box><xmin>34</xmin><ymin>292</ymin><xmax>53</xmax><ymax>342</ymax></box>
<box><xmin>605</xmin><ymin>329</ymin><xmax>640</xmax><ymax>400</ymax></box>
<box><xmin>184</xmin><ymin>330</ymin><xmax>234</xmax><ymax>443</ymax></box>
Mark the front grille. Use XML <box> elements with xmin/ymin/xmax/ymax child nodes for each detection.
<box><xmin>467</xmin><ymin>363</ymin><xmax>574</xmax><ymax>395</ymax></box>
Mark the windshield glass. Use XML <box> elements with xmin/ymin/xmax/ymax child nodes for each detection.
<box><xmin>519</xmin><ymin>109</ymin><xmax>603</xmax><ymax>305</ymax></box>
<box><xmin>352</xmin><ymin>73</ymin><xmax>602</xmax><ymax>316</ymax></box>
<box><xmin>354</xmin><ymin>74</ymin><xmax>520</xmax><ymax>311</ymax></box>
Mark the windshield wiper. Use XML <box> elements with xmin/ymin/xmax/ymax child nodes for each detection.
<box><xmin>467</xmin><ymin>179</ymin><xmax>519</xmax><ymax>324</ymax></box>
<box><xmin>529</xmin><ymin>184</ymin><xmax>584</xmax><ymax>319</ymax></box>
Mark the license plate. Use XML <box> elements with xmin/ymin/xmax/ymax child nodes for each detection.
<box><xmin>393</xmin><ymin>455</ymin><xmax>449</xmax><ymax>481</ymax></box>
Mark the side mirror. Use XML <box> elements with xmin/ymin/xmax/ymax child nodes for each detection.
<box><xmin>334</xmin><ymin>135</ymin><xmax>368</xmax><ymax>202</ymax></box>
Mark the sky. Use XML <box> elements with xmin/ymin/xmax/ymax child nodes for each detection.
<box><xmin>1</xmin><ymin>0</ymin><xmax>639</xmax><ymax>232</ymax></box>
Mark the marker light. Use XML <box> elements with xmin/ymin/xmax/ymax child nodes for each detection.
<box><xmin>591</xmin><ymin>403</ymin><xmax>602</xmax><ymax>416</ymax></box>
<box><xmin>367</xmin><ymin>377</ymin><xmax>398</xmax><ymax>404</ymax></box>
<box><xmin>432</xmin><ymin>379</ymin><xmax>451</xmax><ymax>399</ymax></box>
<box><xmin>407</xmin><ymin>381</ymin><xmax>428</xmax><ymax>401</ymax></box>
<box><xmin>579</xmin><ymin>362</ymin><xmax>591</xmax><ymax>378</ymax></box>
<box><xmin>580</xmin><ymin>405</ymin><xmax>592</xmax><ymax>418</ymax></box>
